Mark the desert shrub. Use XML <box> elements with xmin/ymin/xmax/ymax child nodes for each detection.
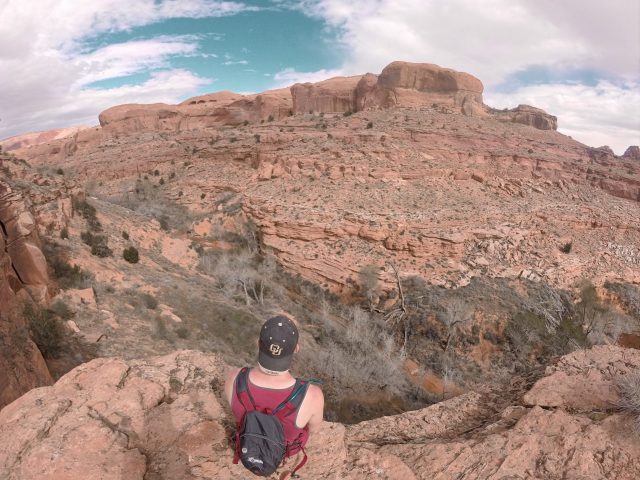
<box><xmin>300</xmin><ymin>307</ymin><xmax>408</xmax><ymax>407</ymax></box>
<box><xmin>60</xmin><ymin>227</ymin><xmax>69</xmax><ymax>239</ymax></box>
<box><xmin>123</xmin><ymin>246</ymin><xmax>139</xmax><ymax>264</ymax></box>
<box><xmin>122</xmin><ymin>231</ymin><xmax>129</xmax><ymax>240</ymax></box>
<box><xmin>267</xmin><ymin>114</ymin><xmax>274</xmax><ymax>122</ymax></box>
<box><xmin>159</xmin><ymin>177</ymin><xmax>165</xmax><ymax>185</ymax></box>
<box><xmin>0</xmin><ymin>165</ymin><xmax>12</xmax><ymax>178</ymax></box>
<box><xmin>201</xmin><ymin>249</ymin><xmax>273</xmax><ymax>305</ymax></box>
<box><xmin>366</xmin><ymin>121</ymin><xmax>373</xmax><ymax>129</ymax></box>
<box><xmin>159</xmin><ymin>216</ymin><xmax>170</xmax><ymax>231</ymax></box>
<box><xmin>49</xmin><ymin>300</ymin><xmax>74</xmax><ymax>321</ymax></box>
<box><xmin>175</xmin><ymin>326</ymin><xmax>190</xmax><ymax>339</ymax></box>
<box><xmin>200</xmin><ymin>193</ymin><xmax>206</xmax><ymax>200</ymax></box>
<box><xmin>560</xmin><ymin>242</ymin><xmax>573</xmax><ymax>253</ymax></box>
<box><xmin>24</xmin><ymin>303</ymin><xmax>66</xmax><ymax>358</ymax></box>
<box><xmin>617</xmin><ymin>372</ymin><xmax>640</xmax><ymax>432</ymax></box>
<box><xmin>42</xmin><ymin>242</ymin><xmax>91</xmax><ymax>289</ymax></box>
<box><xmin>91</xmin><ymin>243</ymin><xmax>113</xmax><ymax>257</ymax></box>
<box><xmin>81</xmin><ymin>231</ymin><xmax>112</xmax><ymax>257</ymax></box>
<box><xmin>141</xmin><ymin>293</ymin><xmax>158</xmax><ymax>310</ymax></box>
<box><xmin>154</xmin><ymin>169</ymin><xmax>160</xmax><ymax>176</ymax></box>
<box><xmin>56</xmin><ymin>168</ymin><xmax>64</xmax><ymax>175</ymax></box>
<box><xmin>73</xmin><ymin>197</ymin><xmax>101</xmax><ymax>231</ymax></box>
<box><xmin>254</xmin><ymin>134</ymin><xmax>261</xmax><ymax>143</ymax></box>
<box><xmin>604</xmin><ymin>282</ymin><xmax>640</xmax><ymax>320</ymax></box>
<box><xmin>152</xmin><ymin>315</ymin><xmax>169</xmax><ymax>340</ymax></box>
<box><xmin>358</xmin><ymin>264</ymin><xmax>380</xmax><ymax>309</ymax></box>
<box><xmin>343</xmin><ymin>111</ymin><xmax>352</xmax><ymax>117</ymax></box>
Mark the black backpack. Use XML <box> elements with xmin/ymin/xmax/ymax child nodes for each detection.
<box><xmin>232</xmin><ymin>368</ymin><xmax>313</xmax><ymax>477</ymax></box>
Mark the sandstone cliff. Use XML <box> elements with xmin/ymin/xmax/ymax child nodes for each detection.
<box><xmin>0</xmin><ymin>346</ymin><xmax>638</xmax><ymax>479</ymax></box>
<box><xmin>0</xmin><ymin>178</ymin><xmax>53</xmax><ymax>408</ymax></box>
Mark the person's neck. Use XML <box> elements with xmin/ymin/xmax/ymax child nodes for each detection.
<box><xmin>257</xmin><ymin>363</ymin><xmax>289</xmax><ymax>376</ymax></box>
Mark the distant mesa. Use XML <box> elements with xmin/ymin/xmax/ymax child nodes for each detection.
<box><xmin>0</xmin><ymin>127</ymin><xmax>87</xmax><ymax>152</ymax></box>
<box><xmin>92</xmin><ymin>61</ymin><xmax>558</xmax><ymax>138</ymax></box>
<box><xmin>1</xmin><ymin>61</ymin><xmax>561</xmax><ymax>154</ymax></box>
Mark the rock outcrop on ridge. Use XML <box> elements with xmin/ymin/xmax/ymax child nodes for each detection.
<box><xmin>16</xmin><ymin>61</ymin><xmax>550</xmax><ymax>144</ymax></box>
<box><xmin>0</xmin><ymin>178</ymin><xmax>53</xmax><ymax>409</ymax></box>
<box><xmin>0</xmin><ymin>346</ymin><xmax>638</xmax><ymax>479</ymax></box>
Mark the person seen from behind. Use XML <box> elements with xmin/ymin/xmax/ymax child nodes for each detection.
<box><xmin>224</xmin><ymin>314</ymin><xmax>324</xmax><ymax>478</ymax></box>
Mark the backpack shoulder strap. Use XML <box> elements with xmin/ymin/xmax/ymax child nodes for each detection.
<box><xmin>235</xmin><ymin>367</ymin><xmax>256</xmax><ymax>412</ymax></box>
<box><xmin>273</xmin><ymin>378</ymin><xmax>317</xmax><ymax>417</ymax></box>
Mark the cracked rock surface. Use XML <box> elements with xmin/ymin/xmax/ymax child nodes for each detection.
<box><xmin>1</xmin><ymin>346</ymin><xmax>639</xmax><ymax>479</ymax></box>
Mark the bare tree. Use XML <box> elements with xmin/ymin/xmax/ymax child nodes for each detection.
<box><xmin>526</xmin><ymin>283</ymin><xmax>568</xmax><ymax>332</ymax></box>
<box><xmin>441</xmin><ymin>298</ymin><xmax>472</xmax><ymax>353</ymax></box>
<box><xmin>358</xmin><ymin>264</ymin><xmax>380</xmax><ymax>311</ymax></box>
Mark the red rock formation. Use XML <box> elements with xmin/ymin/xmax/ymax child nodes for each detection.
<box><xmin>291</xmin><ymin>75</ymin><xmax>362</xmax><ymax>114</ymax></box>
<box><xmin>358</xmin><ymin>61</ymin><xmax>484</xmax><ymax>114</ymax></box>
<box><xmin>0</xmin><ymin>179</ymin><xmax>53</xmax><ymax>409</ymax></box>
<box><xmin>623</xmin><ymin>145</ymin><xmax>640</xmax><ymax>161</ymax></box>
<box><xmin>0</xmin><ymin>181</ymin><xmax>49</xmax><ymax>302</ymax></box>
<box><xmin>0</xmin><ymin>346</ymin><xmax>638</xmax><ymax>478</ymax></box>
<box><xmin>496</xmin><ymin>104</ymin><xmax>558</xmax><ymax>130</ymax></box>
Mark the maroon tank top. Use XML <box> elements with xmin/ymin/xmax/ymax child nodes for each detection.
<box><xmin>231</xmin><ymin>369</ymin><xmax>310</xmax><ymax>456</ymax></box>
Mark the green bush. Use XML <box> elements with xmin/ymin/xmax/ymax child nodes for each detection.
<box><xmin>91</xmin><ymin>243</ymin><xmax>113</xmax><ymax>257</ymax></box>
<box><xmin>73</xmin><ymin>197</ymin><xmax>101</xmax><ymax>231</ymax></box>
<box><xmin>122</xmin><ymin>231</ymin><xmax>129</xmax><ymax>240</ymax></box>
<box><xmin>343</xmin><ymin>111</ymin><xmax>352</xmax><ymax>117</ymax></box>
<box><xmin>24</xmin><ymin>303</ymin><xmax>66</xmax><ymax>358</ymax></box>
<box><xmin>141</xmin><ymin>293</ymin><xmax>158</xmax><ymax>310</ymax></box>
<box><xmin>81</xmin><ymin>231</ymin><xmax>112</xmax><ymax>257</ymax></box>
<box><xmin>123</xmin><ymin>246</ymin><xmax>139</xmax><ymax>264</ymax></box>
<box><xmin>560</xmin><ymin>242</ymin><xmax>573</xmax><ymax>253</ymax></box>
<box><xmin>43</xmin><ymin>242</ymin><xmax>91</xmax><ymax>289</ymax></box>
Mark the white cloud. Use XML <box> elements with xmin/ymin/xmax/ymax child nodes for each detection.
<box><xmin>290</xmin><ymin>0</ymin><xmax>640</xmax><ymax>151</ymax></box>
<box><xmin>297</xmin><ymin>0</ymin><xmax>639</xmax><ymax>83</ymax></box>
<box><xmin>273</xmin><ymin>67</ymin><xmax>346</xmax><ymax>87</ymax></box>
<box><xmin>0</xmin><ymin>0</ymin><xmax>253</xmax><ymax>138</ymax></box>
<box><xmin>486</xmin><ymin>81</ymin><xmax>640</xmax><ymax>155</ymax></box>
<box><xmin>75</xmin><ymin>37</ymin><xmax>201</xmax><ymax>86</ymax></box>
<box><xmin>4</xmin><ymin>70</ymin><xmax>211</xmax><ymax>136</ymax></box>
<box><xmin>222</xmin><ymin>60</ymin><xmax>249</xmax><ymax>65</ymax></box>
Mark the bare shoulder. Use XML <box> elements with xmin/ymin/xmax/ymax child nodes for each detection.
<box><xmin>225</xmin><ymin>367</ymin><xmax>242</xmax><ymax>384</ymax></box>
<box><xmin>223</xmin><ymin>367</ymin><xmax>242</xmax><ymax>405</ymax></box>
<box><xmin>306</xmin><ymin>384</ymin><xmax>324</xmax><ymax>405</ymax></box>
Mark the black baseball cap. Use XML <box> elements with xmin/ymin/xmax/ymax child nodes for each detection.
<box><xmin>258</xmin><ymin>315</ymin><xmax>299</xmax><ymax>372</ymax></box>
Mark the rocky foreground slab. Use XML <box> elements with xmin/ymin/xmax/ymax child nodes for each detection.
<box><xmin>0</xmin><ymin>346</ymin><xmax>638</xmax><ymax>479</ymax></box>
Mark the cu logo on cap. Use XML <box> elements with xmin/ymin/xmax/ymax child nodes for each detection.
<box><xmin>269</xmin><ymin>344</ymin><xmax>282</xmax><ymax>356</ymax></box>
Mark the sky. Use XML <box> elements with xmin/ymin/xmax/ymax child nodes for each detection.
<box><xmin>0</xmin><ymin>0</ymin><xmax>638</xmax><ymax>154</ymax></box>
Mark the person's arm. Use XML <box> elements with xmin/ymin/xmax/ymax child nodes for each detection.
<box><xmin>223</xmin><ymin>367</ymin><xmax>241</xmax><ymax>406</ymax></box>
<box><xmin>305</xmin><ymin>384</ymin><xmax>325</xmax><ymax>434</ymax></box>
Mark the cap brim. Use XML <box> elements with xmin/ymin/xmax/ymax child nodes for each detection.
<box><xmin>258</xmin><ymin>350</ymin><xmax>293</xmax><ymax>372</ymax></box>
